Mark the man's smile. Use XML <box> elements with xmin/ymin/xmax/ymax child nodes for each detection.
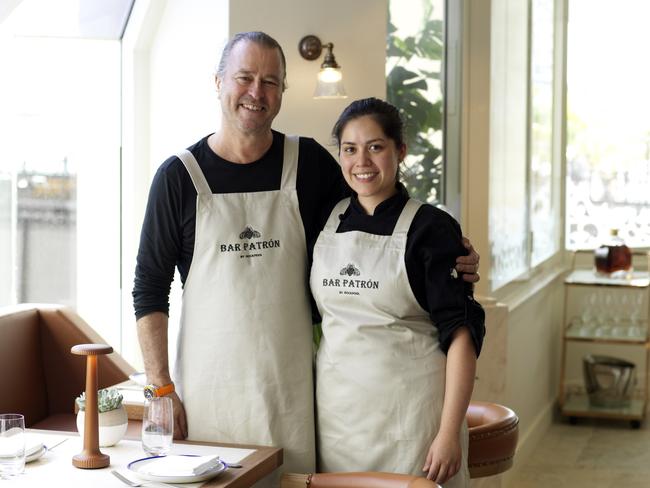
<box><xmin>240</xmin><ymin>102</ymin><xmax>265</xmax><ymax>112</ymax></box>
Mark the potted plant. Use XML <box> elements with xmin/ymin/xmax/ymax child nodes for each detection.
<box><xmin>76</xmin><ymin>387</ymin><xmax>128</xmax><ymax>447</ymax></box>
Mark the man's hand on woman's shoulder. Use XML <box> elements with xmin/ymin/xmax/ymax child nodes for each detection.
<box><xmin>455</xmin><ymin>237</ymin><xmax>480</xmax><ymax>283</ymax></box>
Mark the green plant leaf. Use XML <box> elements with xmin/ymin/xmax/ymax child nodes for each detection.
<box><xmin>387</xmin><ymin>38</ymin><xmax>409</xmax><ymax>58</ymax></box>
<box><xmin>419</xmin><ymin>69</ymin><xmax>440</xmax><ymax>80</ymax></box>
<box><xmin>389</xmin><ymin>38</ymin><xmax>414</xmax><ymax>60</ymax></box>
<box><xmin>404</xmin><ymin>36</ymin><xmax>417</xmax><ymax>53</ymax></box>
<box><xmin>424</xmin><ymin>19</ymin><xmax>445</xmax><ymax>36</ymax></box>
<box><xmin>417</xmin><ymin>34</ymin><xmax>443</xmax><ymax>59</ymax></box>
<box><xmin>387</xmin><ymin>66</ymin><xmax>422</xmax><ymax>87</ymax></box>
<box><xmin>387</xmin><ymin>3</ymin><xmax>445</xmax><ymax>203</ymax></box>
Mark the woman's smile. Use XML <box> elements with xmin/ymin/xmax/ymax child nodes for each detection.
<box><xmin>339</xmin><ymin>115</ymin><xmax>406</xmax><ymax>214</ymax></box>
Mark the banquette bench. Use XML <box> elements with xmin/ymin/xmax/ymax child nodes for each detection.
<box><xmin>0</xmin><ymin>304</ymin><xmax>135</xmax><ymax>432</ymax></box>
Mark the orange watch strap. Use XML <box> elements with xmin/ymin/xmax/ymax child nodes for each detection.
<box><xmin>156</xmin><ymin>382</ymin><xmax>175</xmax><ymax>397</ymax></box>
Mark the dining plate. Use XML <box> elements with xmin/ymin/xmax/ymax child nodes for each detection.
<box><xmin>127</xmin><ymin>455</ymin><xmax>227</xmax><ymax>483</ymax></box>
<box><xmin>26</xmin><ymin>445</ymin><xmax>47</xmax><ymax>463</ymax></box>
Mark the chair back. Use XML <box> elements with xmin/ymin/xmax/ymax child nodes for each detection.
<box><xmin>282</xmin><ymin>472</ymin><xmax>439</xmax><ymax>488</ymax></box>
<box><xmin>467</xmin><ymin>401</ymin><xmax>519</xmax><ymax>478</ymax></box>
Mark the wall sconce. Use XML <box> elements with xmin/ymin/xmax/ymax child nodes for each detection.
<box><xmin>298</xmin><ymin>35</ymin><xmax>347</xmax><ymax>99</ymax></box>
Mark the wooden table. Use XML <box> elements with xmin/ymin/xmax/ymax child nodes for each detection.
<box><xmin>21</xmin><ymin>429</ymin><xmax>282</xmax><ymax>488</ymax></box>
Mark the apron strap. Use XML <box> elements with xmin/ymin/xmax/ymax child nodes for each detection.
<box><xmin>393</xmin><ymin>199</ymin><xmax>422</xmax><ymax>235</ymax></box>
<box><xmin>176</xmin><ymin>149</ymin><xmax>212</xmax><ymax>195</ymax></box>
<box><xmin>281</xmin><ymin>135</ymin><xmax>299</xmax><ymax>190</ymax></box>
<box><xmin>324</xmin><ymin>198</ymin><xmax>351</xmax><ymax>232</ymax></box>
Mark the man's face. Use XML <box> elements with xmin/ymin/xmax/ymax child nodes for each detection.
<box><xmin>216</xmin><ymin>40</ymin><xmax>284</xmax><ymax>136</ymax></box>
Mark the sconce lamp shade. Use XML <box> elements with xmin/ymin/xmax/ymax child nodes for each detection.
<box><xmin>314</xmin><ymin>67</ymin><xmax>346</xmax><ymax>99</ymax></box>
<box><xmin>299</xmin><ymin>35</ymin><xmax>347</xmax><ymax>100</ymax></box>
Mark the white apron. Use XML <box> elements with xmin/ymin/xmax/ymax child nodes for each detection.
<box><xmin>310</xmin><ymin>198</ymin><xmax>469</xmax><ymax>488</ymax></box>
<box><xmin>174</xmin><ymin>136</ymin><xmax>315</xmax><ymax>486</ymax></box>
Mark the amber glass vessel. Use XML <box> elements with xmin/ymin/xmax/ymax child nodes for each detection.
<box><xmin>594</xmin><ymin>229</ymin><xmax>632</xmax><ymax>277</ymax></box>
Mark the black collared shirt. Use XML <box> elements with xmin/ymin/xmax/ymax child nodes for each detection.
<box><xmin>327</xmin><ymin>184</ymin><xmax>485</xmax><ymax>356</ymax></box>
<box><xmin>133</xmin><ymin>131</ymin><xmax>348</xmax><ymax>320</ymax></box>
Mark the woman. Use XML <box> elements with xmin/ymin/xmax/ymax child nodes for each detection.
<box><xmin>310</xmin><ymin>98</ymin><xmax>485</xmax><ymax>487</ymax></box>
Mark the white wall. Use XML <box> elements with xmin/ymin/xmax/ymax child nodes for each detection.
<box><xmin>501</xmin><ymin>278</ymin><xmax>564</xmax><ymax>487</ymax></box>
<box><xmin>147</xmin><ymin>0</ymin><xmax>229</xmax><ymax>170</ymax></box>
<box><xmin>230</xmin><ymin>0</ymin><xmax>387</xmax><ymax>154</ymax></box>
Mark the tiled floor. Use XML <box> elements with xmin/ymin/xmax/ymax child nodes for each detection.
<box><xmin>508</xmin><ymin>417</ymin><xmax>650</xmax><ymax>487</ymax></box>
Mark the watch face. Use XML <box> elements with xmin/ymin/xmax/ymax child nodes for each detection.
<box><xmin>143</xmin><ymin>386</ymin><xmax>155</xmax><ymax>400</ymax></box>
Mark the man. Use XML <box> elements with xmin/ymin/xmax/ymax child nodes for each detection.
<box><xmin>133</xmin><ymin>31</ymin><xmax>480</xmax><ymax>482</ymax></box>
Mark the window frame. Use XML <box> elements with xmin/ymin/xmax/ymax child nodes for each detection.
<box><xmin>460</xmin><ymin>0</ymin><xmax>568</xmax><ymax>300</ymax></box>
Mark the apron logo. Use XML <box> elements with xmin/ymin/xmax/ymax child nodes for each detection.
<box><xmin>340</xmin><ymin>263</ymin><xmax>360</xmax><ymax>276</ymax></box>
<box><xmin>450</xmin><ymin>268</ymin><xmax>458</xmax><ymax>279</ymax></box>
<box><xmin>218</xmin><ymin>226</ymin><xmax>281</xmax><ymax>258</ymax></box>
<box><xmin>322</xmin><ymin>263</ymin><xmax>379</xmax><ymax>295</ymax></box>
<box><xmin>239</xmin><ymin>226</ymin><xmax>261</xmax><ymax>239</ymax></box>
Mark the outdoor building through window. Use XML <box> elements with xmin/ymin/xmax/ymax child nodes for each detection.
<box><xmin>0</xmin><ymin>0</ymin><xmax>132</xmax><ymax>348</ymax></box>
<box><xmin>565</xmin><ymin>0</ymin><xmax>650</xmax><ymax>250</ymax></box>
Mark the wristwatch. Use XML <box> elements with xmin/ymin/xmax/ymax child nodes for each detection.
<box><xmin>143</xmin><ymin>382</ymin><xmax>175</xmax><ymax>400</ymax></box>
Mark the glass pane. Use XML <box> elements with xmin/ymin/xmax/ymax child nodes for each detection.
<box><xmin>0</xmin><ymin>25</ymin><xmax>121</xmax><ymax>344</ymax></box>
<box><xmin>15</xmin><ymin>168</ymin><xmax>77</xmax><ymax>305</ymax></box>
<box><xmin>489</xmin><ymin>0</ymin><xmax>529</xmax><ymax>289</ymax></box>
<box><xmin>387</xmin><ymin>0</ymin><xmax>444</xmax><ymax>204</ymax></box>
<box><xmin>530</xmin><ymin>0</ymin><xmax>559</xmax><ymax>265</ymax></box>
<box><xmin>566</xmin><ymin>0</ymin><xmax>650</xmax><ymax>249</ymax></box>
<box><xmin>0</xmin><ymin>174</ymin><xmax>13</xmax><ymax>305</ymax></box>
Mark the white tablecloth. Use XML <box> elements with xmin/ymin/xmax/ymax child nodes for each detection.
<box><xmin>13</xmin><ymin>433</ymin><xmax>255</xmax><ymax>487</ymax></box>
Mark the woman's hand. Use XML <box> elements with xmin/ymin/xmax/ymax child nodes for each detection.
<box><xmin>422</xmin><ymin>429</ymin><xmax>462</xmax><ymax>485</ymax></box>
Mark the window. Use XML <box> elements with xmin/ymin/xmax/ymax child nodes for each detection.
<box><xmin>387</xmin><ymin>0</ymin><xmax>446</xmax><ymax>204</ymax></box>
<box><xmin>530</xmin><ymin>0</ymin><xmax>561</xmax><ymax>266</ymax></box>
<box><xmin>489</xmin><ymin>0</ymin><xmax>529</xmax><ymax>289</ymax></box>
<box><xmin>566</xmin><ymin>0</ymin><xmax>650</xmax><ymax>249</ymax></box>
<box><xmin>0</xmin><ymin>0</ymin><xmax>132</xmax><ymax>347</ymax></box>
<box><xmin>488</xmin><ymin>0</ymin><xmax>563</xmax><ymax>290</ymax></box>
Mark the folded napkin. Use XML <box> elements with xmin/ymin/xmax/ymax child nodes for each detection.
<box><xmin>139</xmin><ymin>455</ymin><xmax>222</xmax><ymax>477</ymax></box>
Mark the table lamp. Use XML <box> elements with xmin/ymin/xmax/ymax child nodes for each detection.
<box><xmin>71</xmin><ymin>343</ymin><xmax>113</xmax><ymax>469</ymax></box>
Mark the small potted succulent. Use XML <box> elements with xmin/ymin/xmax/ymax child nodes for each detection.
<box><xmin>76</xmin><ymin>387</ymin><xmax>128</xmax><ymax>447</ymax></box>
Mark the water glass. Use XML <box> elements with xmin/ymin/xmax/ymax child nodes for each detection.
<box><xmin>0</xmin><ymin>414</ymin><xmax>25</xmax><ymax>479</ymax></box>
<box><xmin>142</xmin><ymin>397</ymin><xmax>173</xmax><ymax>456</ymax></box>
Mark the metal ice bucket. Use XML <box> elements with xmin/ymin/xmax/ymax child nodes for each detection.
<box><xmin>583</xmin><ymin>354</ymin><xmax>635</xmax><ymax>408</ymax></box>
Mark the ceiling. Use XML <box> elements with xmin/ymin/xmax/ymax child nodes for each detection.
<box><xmin>1</xmin><ymin>0</ymin><xmax>134</xmax><ymax>39</ymax></box>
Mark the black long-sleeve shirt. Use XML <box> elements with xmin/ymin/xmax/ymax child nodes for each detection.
<box><xmin>133</xmin><ymin>132</ymin><xmax>484</xmax><ymax>355</ymax></box>
<box><xmin>133</xmin><ymin>131</ymin><xmax>348</xmax><ymax>319</ymax></box>
<box><xmin>327</xmin><ymin>184</ymin><xmax>486</xmax><ymax>356</ymax></box>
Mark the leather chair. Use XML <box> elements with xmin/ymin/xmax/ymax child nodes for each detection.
<box><xmin>467</xmin><ymin>401</ymin><xmax>519</xmax><ymax>478</ymax></box>
<box><xmin>282</xmin><ymin>401</ymin><xmax>518</xmax><ymax>485</ymax></box>
<box><xmin>0</xmin><ymin>304</ymin><xmax>135</xmax><ymax>432</ymax></box>
<box><xmin>282</xmin><ymin>472</ymin><xmax>439</xmax><ymax>488</ymax></box>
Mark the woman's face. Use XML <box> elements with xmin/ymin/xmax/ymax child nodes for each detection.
<box><xmin>339</xmin><ymin>115</ymin><xmax>406</xmax><ymax>213</ymax></box>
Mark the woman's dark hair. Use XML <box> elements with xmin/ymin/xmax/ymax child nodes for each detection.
<box><xmin>216</xmin><ymin>31</ymin><xmax>288</xmax><ymax>91</ymax></box>
<box><xmin>332</xmin><ymin>97</ymin><xmax>405</xmax><ymax>149</ymax></box>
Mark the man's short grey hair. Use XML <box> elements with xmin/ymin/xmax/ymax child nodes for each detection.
<box><xmin>216</xmin><ymin>31</ymin><xmax>288</xmax><ymax>91</ymax></box>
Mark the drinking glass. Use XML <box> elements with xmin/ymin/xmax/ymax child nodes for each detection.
<box><xmin>142</xmin><ymin>397</ymin><xmax>173</xmax><ymax>456</ymax></box>
<box><xmin>581</xmin><ymin>292</ymin><xmax>596</xmax><ymax>327</ymax></box>
<box><xmin>0</xmin><ymin>414</ymin><xmax>25</xmax><ymax>479</ymax></box>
